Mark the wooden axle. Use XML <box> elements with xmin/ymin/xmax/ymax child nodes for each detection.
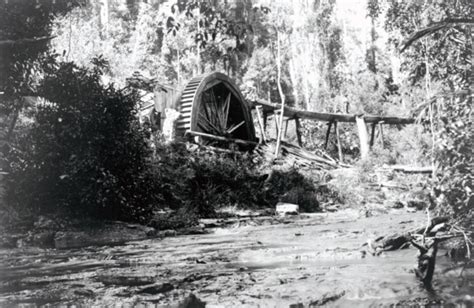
<box><xmin>185</xmin><ymin>130</ymin><xmax>259</xmax><ymax>146</ymax></box>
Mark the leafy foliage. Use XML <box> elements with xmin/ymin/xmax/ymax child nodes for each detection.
<box><xmin>384</xmin><ymin>0</ymin><xmax>472</xmax><ymax>223</ymax></box>
<box><xmin>5</xmin><ymin>58</ymin><xmax>157</xmax><ymax>222</ymax></box>
<box><xmin>152</xmin><ymin>142</ymin><xmax>320</xmax><ymax>217</ymax></box>
<box><xmin>433</xmin><ymin>95</ymin><xmax>473</xmax><ymax>223</ymax></box>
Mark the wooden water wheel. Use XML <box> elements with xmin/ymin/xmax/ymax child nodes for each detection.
<box><xmin>175</xmin><ymin>72</ymin><xmax>257</xmax><ymax>148</ymax></box>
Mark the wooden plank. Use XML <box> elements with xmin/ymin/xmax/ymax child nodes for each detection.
<box><xmin>335</xmin><ymin>122</ymin><xmax>343</xmax><ymax>162</ymax></box>
<box><xmin>356</xmin><ymin>116</ymin><xmax>370</xmax><ymax>159</ymax></box>
<box><xmin>185</xmin><ymin>130</ymin><xmax>258</xmax><ymax>146</ymax></box>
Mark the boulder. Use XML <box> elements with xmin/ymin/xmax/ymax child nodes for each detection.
<box><xmin>407</xmin><ymin>200</ymin><xmax>426</xmax><ymax>211</ymax></box>
<box><xmin>276</xmin><ymin>202</ymin><xmax>299</xmax><ymax>216</ymax></box>
<box><xmin>138</xmin><ymin>283</ymin><xmax>174</xmax><ymax>295</ymax></box>
<box><xmin>383</xmin><ymin>200</ymin><xmax>404</xmax><ymax>209</ymax></box>
<box><xmin>178</xmin><ymin>294</ymin><xmax>206</xmax><ymax>308</ymax></box>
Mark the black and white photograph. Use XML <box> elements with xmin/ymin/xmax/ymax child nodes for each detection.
<box><xmin>0</xmin><ymin>0</ymin><xmax>472</xmax><ymax>306</ymax></box>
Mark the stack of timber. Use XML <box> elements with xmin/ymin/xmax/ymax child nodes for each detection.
<box><xmin>254</xmin><ymin>140</ymin><xmax>346</xmax><ymax>170</ymax></box>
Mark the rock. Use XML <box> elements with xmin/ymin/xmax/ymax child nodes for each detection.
<box><xmin>384</xmin><ymin>200</ymin><xmax>404</xmax><ymax>209</ymax></box>
<box><xmin>309</xmin><ymin>291</ymin><xmax>345</xmax><ymax>306</ymax></box>
<box><xmin>276</xmin><ymin>202</ymin><xmax>299</xmax><ymax>216</ymax></box>
<box><xmin>138</xmin><ymin>283</ymin><xmax>174</xmax><ymax>295</ymax></box>
<box><xmin>407</xmin><ymin>200</ymin><xmax>426</xmax><ymax>211</ymax></box>
<box><xmin>74</xmin><ymin>289</ymin><xmax>94</xmax><ymax>297</ymax></box>
<box><xmin>97</xmin><ymin>275</ymin><xmax>156</xmax><ymax>286</ymax></box>
<box><xmin>178</xmin><ymin>293</ymin><xmax>206</xmax><ymax>308</ymax></box>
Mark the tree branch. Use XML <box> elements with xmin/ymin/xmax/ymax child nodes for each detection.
<box><xmin>0</xmin><ymin>36</ymin><xmax>55</xmax><ymax>47</ymax></box>
<box><xmin>400</xmin><ymin>18</ymin><xmax>474</xmax><ymax>52</ymax></box>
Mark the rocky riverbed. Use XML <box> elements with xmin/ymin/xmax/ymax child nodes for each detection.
<box><xmin>0</xmin><ymin>209</ymin><xmax>473</xmax><ymax>307</ymax></box>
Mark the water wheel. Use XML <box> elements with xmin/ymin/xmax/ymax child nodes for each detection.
<box><xmin>175</xmin><ymin>72</ymin><xmax>257</xmax><ymax>149</ymax></box>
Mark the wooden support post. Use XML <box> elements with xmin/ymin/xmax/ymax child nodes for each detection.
<box><xmin>263</xmin><ymin>112</ymin><xmax>268</xmax><ymax>129</ymax></box>
<box><xmin>355</xmin><ymin>115</ymin><xmax>370</xmax><ymax>159</ymax></box>
<box><xmin>294</xmin><ymin>117</ymin><xmax>303</xmax><ymax>147</ymax></box>
<box><xmin>284</xmin><ymin>119</ymin><xmax>289</xmax><ymax>138</ymax></box>
<box><xmin>378</xmin><ymin>121</ymin><xmax>385</xmax><ymax>149</ymax></box>
<box><xmin>324</xmin><ymin>122</ymin><xmax>333</xmax><ymax>149</ymax></box>
<box><xmin>370</xmin><ymin>122</ymin><xmax>376</xmax><ymax>147</ymax></box>
<box><xmin>255</xmin><ymin>106</ymin><xmax>267</xmax><ymax>144</ymax></box>
<box><xmin>274</xmin><ymin>111</ymin><xmax>281</xmax><ymax>137</ymax></box>
<box><xmin>335</xmin><ymin>121</ymin><xmax>343</xmax><ymax>162</ymax></box>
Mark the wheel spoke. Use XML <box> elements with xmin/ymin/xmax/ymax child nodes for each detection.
<box><xmin>223</xmin><ymin>93</ymin><xmax>231</xmax><ymax>130</ymax></box>
<box><xmin>226</xmin><ymin>120</ymin><xmax>245</xmax><ymax>134</ymax></box>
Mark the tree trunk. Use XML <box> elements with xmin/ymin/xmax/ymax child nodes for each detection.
<box><xmin>274</xmin><ymin>30</ymin><xmax>286</xmax><ymax>158</ymax></box>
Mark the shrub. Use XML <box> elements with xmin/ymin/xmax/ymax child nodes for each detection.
<box><xmin>152</xmin><ymin>143</ymin><xmax>321</xmax><ymax>217</ymax></box>
<box><xmin>5</xmin><ymin>58</ymin><xmax>157</xmax><ymax>222</ymax></box>
<box><xmin>152</xmin><ymin>143</ymin><xmax>267</xmax><ymax>217</ymax></box>
<box><xmin>433</xmin><ymin>95</ymin><xmax>473</xmax><ymax>224</ymax></box>
<box><xmin>264</xmin><ymin>168</ymin><xmax>320</xmax><ymax>212</ymax></box>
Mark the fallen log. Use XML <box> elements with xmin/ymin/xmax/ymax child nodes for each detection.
<box><xmin>364</xmin><ymin>214</ymin><xmax>468</xmax><ymax>287</ymax></box>
<box><xmin>392</xmin><ymin>166</ymin><xmax>433</xmax><ymax>174</ymax></box>
<box><xmin>378</xmin><ymin>165</ymin><xmax>433</xmax><ymax>174</ymax></box>
<box><xmin>365</xmin><ymin>216</ymin><xmax>450</xmax><ymax>254</ymax></box>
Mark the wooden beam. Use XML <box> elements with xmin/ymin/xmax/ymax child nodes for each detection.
<box><xmin>251</xmin><ymin>99</ymin><xmax>415</xmax><ymax>125</ymax></box>
<box><xmin>185</xmin><ymin>130</ymin><xmax>258</xmax><ymax>146</ymax></box>
<box><xmin>355</xmin><ymin>116</ymin><xmax>370</xmax><ymax>159</ymax></box>
<box><xmin>294</xmin><ymin>117</ymin><xmax>303</xmax><ymax>147</ymax></box>
<box><xmin>335</xmin><ymin>122</ymin><xmax>343</xmax><ymax>162</ymax></box>
<box><xmin>324</xmin><ymin>122</ymin><xmax>333</xmax><ymax>149</ymax></box>
<box><xmin>255</xmin><ymin>105</ymin><xmax>266</xmax><ymax>144</ymax></box>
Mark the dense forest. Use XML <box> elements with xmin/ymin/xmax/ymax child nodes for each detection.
<box><xmin>0</xmin><ymin>0</ymin><xmax>472</xmax><ymax>229</ymax></box>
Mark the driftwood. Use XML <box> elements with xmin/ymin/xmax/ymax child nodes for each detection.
<box><xmin>366</xmin><ymin>216</ymin><xmax>449</xmax><ymax>253</ymax></box>
<box><xmin>365</xmin><ymin>215</ymin><xmax>469</xmax><ymax>287</ymax></box>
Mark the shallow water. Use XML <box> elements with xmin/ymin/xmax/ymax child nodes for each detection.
<box><xmin>0</xmin><ymin>210</ymin><xmax>472</xmax><ymax>307</ymax></box>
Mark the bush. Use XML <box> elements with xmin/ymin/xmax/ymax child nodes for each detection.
<box><xmin>152</xmin><ymin>143</ymin><xmax>321</xmax><ymax>217</ymax></box>
<box><xmin>5</xmin><ymin>59</ymin><xmax>157</xmax><ymax>222</ymax></box>
<box><xmin>152</xmin><ymin>143</ymin><xmax>267</xmax><ymax>217</ymax></box>
<box><xmin>433</xmin><ymin>95</ymin><xmax>473</xmax><ymax>224</ymax></box>
<box><xmin>263</xmin><ymin>168</ymin><xmax>320</xmax><ymax>212</ymax></box>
